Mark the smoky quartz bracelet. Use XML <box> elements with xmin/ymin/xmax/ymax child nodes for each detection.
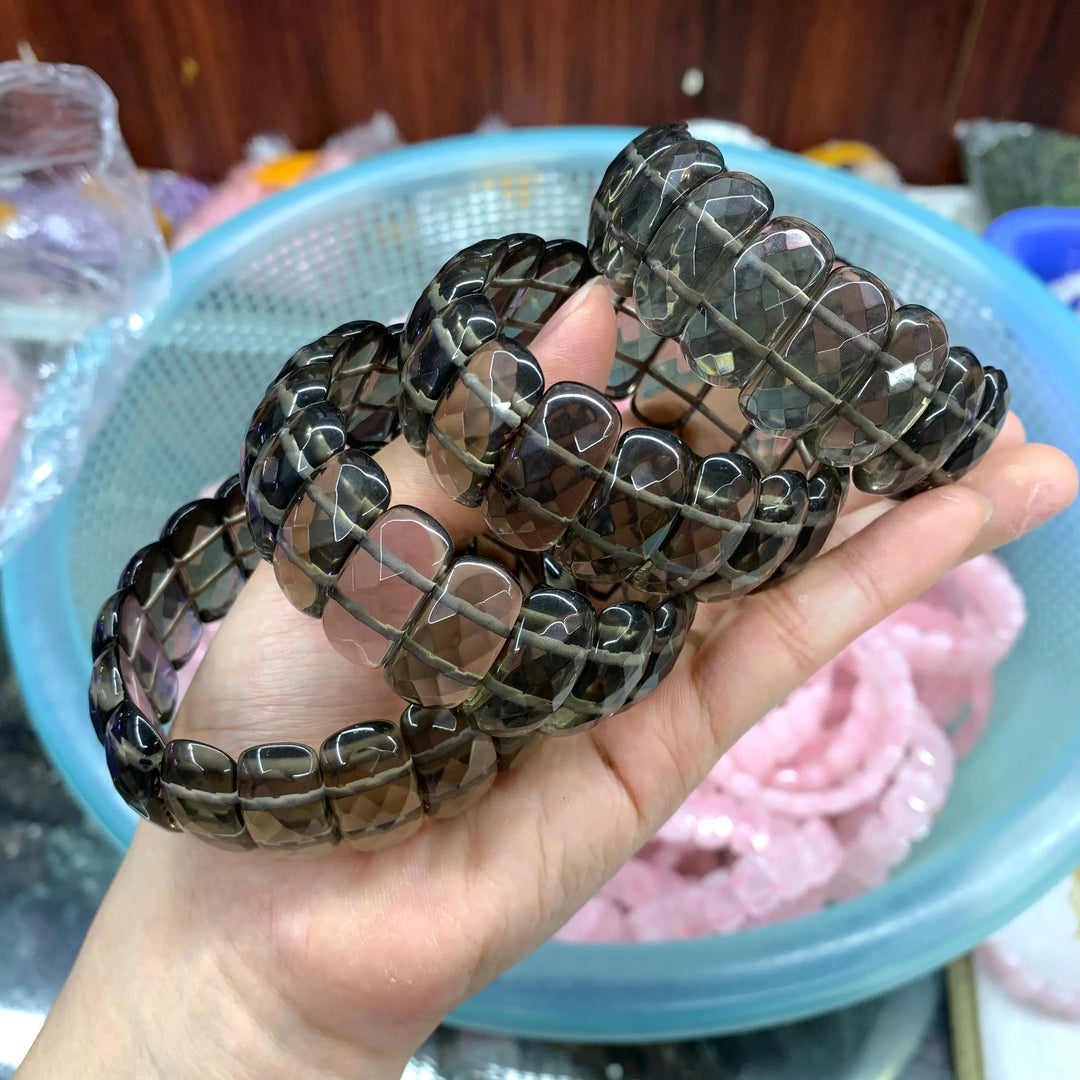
<box><xmin>90</xmin><ymin>467</ymin><xmax>700</xmax><ymax>850</ymax></box>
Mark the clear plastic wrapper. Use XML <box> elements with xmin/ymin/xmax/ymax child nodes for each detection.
<box><xmin>0</xmin><ymin>62</ymin><xmax>168</xmax><ymax>559</ymax></box>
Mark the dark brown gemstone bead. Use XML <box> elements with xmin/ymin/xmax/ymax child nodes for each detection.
<box><xmin>121</xmin><ymin>542</ymin><xmax>201</xmax><ymax>666</ymax></box>
<box><xmin>592</xmin><ymin>128</ymin><xmax>726</xmax><ymax>295</ymax></box>
<box><xmin>237</xmin><ymin>743</ymin><xmax>336</xmax><ymax>852</ymax></box>
<box><xmin>216</xmin><ymin>475</ymin><xmax>260</xmax><ymax>578</ymax></box>
<box><xmin>766</xmin><ymin>465</ymin><xmax>846</xmax><ymax>584</ymax></box>
<box><xmin>161</xmin><ymin>740</ymin><xmax>253</xmax><ymax>850</ymax></box>
<box><xmin>740</xmin><ymin>265</ymin><xmax>893</xmax><ymax>436</ymax></box>
<box><xmin>681</xmin><ymin>217</ymin><xmax>835</xmax><ymax>389</ymax></box>
<box><xmin>555</xmin><ymin>428</ymin><xmax>693</xmax><ymax>584</ymax></box>
<box><xmin>271</xmin><ymin>332</ymin><xmax>343</xmax><ymax>383</ymax></box>
<box><xmin>940</xmin><ymin>367</ymin><xmax>1010</xmax><ymax>482</ymax></box>
<box><xmin>627</xmin><ymin>593</ymin><xmax>697</xmax><ymax>703</ymax></box>
<box><xmin>162</xmin><ymin>499</ymin><xmax>246</xmax><ymax>622</ymax></box>
<box><xmin>322</xmin><ymin>506</ymin><xmax>453</xmax><ymax>667</ymax></box>
<box><xmin>502</xmin><ymin>239</ymin><xmax>592</xmax><ymax>343</ymax></box>
<box><xmin>384</xmin><ymin>557</ymin><xmax>524</xmax><ymax>708</ymax></box>
<box><xmin>398</xmin><ymin>293</ymin><xmax>500</xmax><ymax>449</ymax></box>
<box><xmin>464</xmin><ymin>587</ymin><xmax>597</xmax><ymax>735</ymax></box>
<box><xmin>104</xmin><ymin>702</ymin><xmax>176</xmax><ymax>828</ymax></box>
<box><xmin>241</xmin><ymin>361</ymin><xmax>331</xmax><ymax>489</ymax></box>
<box><xmin>632</xmin><ymin>452</ymin><xmax>761</xmax><ymax>594</ymax></box>
<box><xmin>852</xmin><ymin>346</ymin><xmax>985</xmax><ymax>497</ymax></box>
<box><xmin>89</xmin><ymin>645</ymin><xmax>126</xmax><ymax>744</ymax></box>
<box><xmin>328</xmin><ymin>321</ymin><xmax>401</xmax><ymax>445</ymax></box>
<box><xmin>634</xmin><ymin>171</ymin><xmax>774</xmax><ymax>337</ymax></box>
<box><xmin>607</xmin><ymin>295</ymin><xmax>668</xmax><ymax>400</ymax></box>
<box><xmin>426</xmin><ymin>338</ymin><xmax>545</xmax><ymax>507</ymax></box>
<box><xmin>806</xmin><ymin>305</ymin><xmax>949</xmax><ymax>467</ymax></box>
<box><xmin>320</xmin><ymin>721</ymin><xmax>423</xmax><ymax>850</ymax></box>
<box><xmin>246</xmin><ymin>400</ymin><xmax>349</xmax><ymax>558</ymax></box>
<box><xmin>485</xmin><ymin>233</ymin><xmax>546</xmax><ymax>317</ymax></box>
<box><xmin>492</xmin><ymin>733</ymin><xmax>541</xmax><ymax>771</ymax></box>
<box><xmin>542</xmin><ymin>602</ymin><xmax>655</xmax><ymax>734</ymax></box>
<box><xmin>273</xmin><ymin>450</ymin><xmax>392</xmax><ymax>616</ymax></box>
<box><xmin>482</xmin><ymin>381</ymin><xmax>622</xmax><ymax>552</ymax></box>
<box><xmin>693</xmin><ymin>471</ymin><xmax>811</xmax><ymax>600</ymax></box>
<box><xmin>589</xmin><ymin>124</ymin><xmax>690</xmax><ymax>271</ymax></box>
<box><xmin>400</xmin><ymin>705</ymin><xmax>497</xmax><ymax>818</ymax></box>
<box><xmin>91</xmin><ymin>590</ymin><xmax>178</xmax><ymax>724</ymax></box>
<box><xmin>404</xmin><ymin>237</ymin><xmax>507</xmax><ymax>347</ymax></box>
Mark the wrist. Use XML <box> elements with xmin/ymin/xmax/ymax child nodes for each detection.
<box><xmin>19</xmin><ymin>826</ymin><xmax>420</xmax><ymax>1080</ymax></box>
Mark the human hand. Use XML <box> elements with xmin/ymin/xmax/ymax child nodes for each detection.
<box><xmin>19</xmin><ymin>282</ymin><xmax>1077</xmax><ymax>1080</ymax></box>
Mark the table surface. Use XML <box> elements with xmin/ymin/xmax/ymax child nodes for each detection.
<box><xmin>0</xmin><ymin>619</ymin><xmax>955</xmax><ymax>1080</ymax></box>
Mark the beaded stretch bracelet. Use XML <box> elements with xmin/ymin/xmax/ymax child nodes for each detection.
<box><xmin>88</xmin><ymin>469</ymin><xmax>698</xmax><ymax>849</ymax></box>
<box><xmin>585</xmin><ymin>123</ymin><xmax>1010</xmax><ymax>494</ymax></box>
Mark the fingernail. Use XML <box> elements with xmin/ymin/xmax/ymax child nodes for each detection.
<box><xmin>978</xmin><ymin>492</ymin><xmax>995</xmax><ymax>524</ymax></box>
<box><xmin>533</xmin><ymin>276</ymin><xmax>606</xmax><ymax>343</ymax></box>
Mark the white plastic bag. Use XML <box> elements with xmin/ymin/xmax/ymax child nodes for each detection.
<box><xmin>0</xmin><ymin>62</ymin><xmax>168</xmax><ymax>559</ymax></box>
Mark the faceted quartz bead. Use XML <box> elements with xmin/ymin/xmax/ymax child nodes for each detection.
<box><xmin>425</xmin><ymin>338</ymin><xmax>545</xmax><ymax>507</ymax></box>
<box><xmin>246</xmin><ymin>400</ymin><xmax>349</xmax><ymax>559</ymax></box>
<box><xmin>485</xmin><ymin>233</ymin><xmax>545</xmax><ymax>318</ymax></box>
<box><xmin>632</xmin><ymin>452</ymin><xmax>761</xmax><ymax>594</ymax></box>
<box><xmin>398</xmin><ymin>293</ymin><xmax>500</xmax><ymax>450</ymax></box>
<box><xmin>767</xmin><ymin>465</ymin><xmax>846</xmax><ymax>584</ymax></box>
<box><xmin>588</xmin><ymin>123</ymin><xmax>689</xmax><ymax>270</ymax></box>
<box><xmin>607</xmin><ymin>295</ymin><xmax>667</xmax><ymax>400</ymax></box>
<box><xmin>740</xmin><ymin>265</ymin><xmax>894</xmax><ymax>436</ymax></box>
<box><xmin>502</xmin><ymin>239</ymin><xmax>591</xmax><ymax>342</ymax></box>
<box><xmin>555</xmin><ymin>428</ymin><xmax>693</xmax><ymax>584</ymax></box>
<box><xmin>693</xmin><ymin>471</ymin><xmax>811</xmax><ymax>601</ymax></box>
<box><xmin>104</xmin><ymin>702</ymin><xmax>175</xmax><ymax>828</ymax></box>
<box><xmin>400</xmin><ymin>705</ymin><xmax>498</xmax><ymax>818</ymax></box>
<box><xmin>121</xmin><ymin>542</ymin><xmax>201</xmax><ymax>666</ymax></box>
<box><xmin>464</xmin><ymin>587</ymin><xmax>597</xmax><ymax>735</ymax></box>
<box><xmin>806</xmin><ymin>305</ymin><xmax>949</xmax><ymax>467</ymax></box>
<box><xmin>241</xmin><ymin>361</ymin><xmax>331</xmax><ymax>489</ymax></box>
<box><xmin>634</xmin><ymin>171</ymin><xmax>774</xmax><ymax>337</ymax></box>
<box><xmin>322</xmin><ymin>506</ymin><xmax>453</xmax><ymax>667</ymax></box>
<box><xmin>384</xmin><ymin>557</ymin><xmax>524</xmax><ymax>708</ymax></box>
<box><xmin>319</xmin><ymin>721</ymin><xmax>423</xmax><ymax>850</ymax></box>
<box><xmin>88</xmin><ymin>646</ymin><xmax>127</xmax><ymax>744</ymax></box>
<box><xmin>328</xmin><ymin>321</ymin><xmax>401</xmax><ymax>445</ymax></box>
<box><xmin>161</xmin><ymin>740</ymin><xmax>253</xmax><ymax>850</ymax></box>
<box><xmin>237</xmin><ymin>743</ymin><xmax>337</xmax><ymax>852</ymax></box>
<box><xmin>853</xmin><ymin>347</ymin><xmax>985</xmax><ymax>497</ymax></box>
<box><xmin>681</xmin><ymin>217</ymin><xmax>835</xmax><ymax>389</ymax></box>
<box><xmin>491</xmin><ymin>733</ymin><xmax>540</xmax><ymax>771</ymax></box>
<box><xmin>940</xmin><ymin>367</ymin><xmax>1010</xmax><ymax>482</ymax></box>
<box><xmin>543</xmin><ymin>602</ymin><xmax>655</xmax><ymax>734</ymax></box>
<box><xmin>592</xmin><ymin>126</ymin><xmax>726</xmax><ymax>295</ymax></box>
<box><xmin>91</xmin><ymin>589</ymin><xmax>178</xmax><ymax>728</ymax></box>
<box><xmin>215</xmin><ymin>475</ymin><xmax>260</xmax><ymax>577</ymax></box>
<box><xmin>273</xmin><ymin>449</ymin><xmax>392</xmax><ymax>616</ymax></box>
<box><xmin>161</xmin><ymin>498</ymin><xmax>246</xmax><ymax>622</ymax></box>
<box><xmin>270</xmin><ymin>323</ymin><xmax>366</xmax><ymax>384</ymax></box>
<box><xmin>404</xmin><ymin>237</ymin><xmax>507</xmax><ymax>348</ymax></box>
<box><xmin>627</xmin><ymin>593</ymin><xmax>696</xmax><ymax>703</ymax></box>
<box><xmin>482</xmin><ymin>381</ymin><xmax>622</xmax><ymax>551</ymax></box>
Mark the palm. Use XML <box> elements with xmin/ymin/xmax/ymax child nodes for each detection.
<box><xmin>156</xmin><ymin>287</ymin><xmax>1075</xmax><ymax>1055</ymax></box>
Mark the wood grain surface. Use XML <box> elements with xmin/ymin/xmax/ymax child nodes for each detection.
<box><xmin>0</xmin><ymin>0</ymin><xmax>1074</xmax><ymax>183</ymax></box>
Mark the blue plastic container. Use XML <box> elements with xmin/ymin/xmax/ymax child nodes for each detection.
<box><xmin>5</xmin><ymin>127</ymin><xmax>1080</xmax><ymax>1042</ymax></box>
<box><xmin>983</xmin><ymin>206</ymin><xmax>1080</xmax><ymax>285</ymax></box>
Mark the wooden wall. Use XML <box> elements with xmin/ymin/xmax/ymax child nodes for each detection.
<box><xmin>1</xmin><ymin>0</ymin><xmax>1077</xmax><ymax>183</ymax></box>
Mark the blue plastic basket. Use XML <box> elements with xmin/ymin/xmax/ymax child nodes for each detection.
<box><xmin>5</xmin><ymin>127</ymin><xmax>1080</xmax><ymax>1042</ymax></box>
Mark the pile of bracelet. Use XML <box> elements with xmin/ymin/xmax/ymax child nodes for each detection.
<box><xmin>88</xmin><ymin>123</ymin><xmax>1010</xmax><ymax>852</ymax></box>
